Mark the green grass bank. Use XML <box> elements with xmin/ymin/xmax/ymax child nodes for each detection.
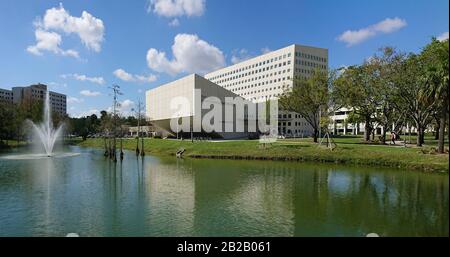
<box><xmin>75</xmin><ymin>137</ymin><xmax>449</xmax><ymax>173</ymax></box>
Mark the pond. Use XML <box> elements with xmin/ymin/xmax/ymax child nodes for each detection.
<box><xmin>0</xmin><ymin>146</ymin><xmax>448</xmax><ymax>236</ymax></box>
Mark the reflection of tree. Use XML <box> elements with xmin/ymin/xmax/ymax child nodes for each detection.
<box><xmin>191</xmin><ymin>160</ymin><xmax>297</xmax><ymax>236</ymax></box>
<box><xmin>292</xmin><ymin>168</ymin><xmax>330</xmax><ymax>236</ymax></box>
<box><xmin>291</xmin><ymin>167</ymin><xmax>448</xmax><ymax>236</ymax></box>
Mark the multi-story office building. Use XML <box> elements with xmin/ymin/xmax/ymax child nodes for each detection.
<box><xmin>0</xmin><ymin>88</ymin><xmax>13</xmax><ymax>104</ymax></box>
<box><xmin>10</xmin><ymin>83</ymin><xmax>67</xmax><ymax>115</ymax></box>
<box><xmin>204</xmin><ymin>44</ymin><xmax>328</xmax><ymax>137</ymax></box>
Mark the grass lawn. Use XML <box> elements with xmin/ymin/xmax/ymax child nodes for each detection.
<box><xmin>0</xmin><ymin>140</ymin><xmax>28</xmax><ymax>149</ymax></box>
<box><xmin>76</xmin><ymin>135</ymin><xmax>449</xmax><ymax>173</ymax></box>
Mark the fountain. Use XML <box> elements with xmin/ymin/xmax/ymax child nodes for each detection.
<box><xmin>30</xmin><ymin>91</ymin><xmax>64</xmax><ymax>157</ymax></box>
<box><xmin>0</xmin><ymin>91</ymin><xmax>80</xmax><ymax>160</ymax></box>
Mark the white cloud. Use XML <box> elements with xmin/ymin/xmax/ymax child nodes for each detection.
<box><xmin>113</xmin><ymin>69</ymin><xmax>133</xmax><ymax>81</ymax></box>
<box><xmin>146</xmin><ymin>33</ymin><xmax>225</xmax><ymax>75</ymax></box>
<box><xmin>337</xmin><ymin>17</ymin><xmax>407</xmax><ymax>47</ymax></box>
<box><xmin>67</xmin><ymin>96</ymin><xmax>83</xmax><ymax>104</ymax></box>
<box><xmin>61</xmin><ymin>73</ymin><xmax>105</xmax><ymax>85</ymax></box>
<box><xmin>168</xmin><ymin>18</ymin><xmax>180</xmax><ymax>27</ymax></box>
<box><xmin>231</xmin><ymin>49</ymin><xmax>251</xmax><ymax>64</ymax></box>
<box><xmin>80</xmin><ymin>90</ymin><xmax>101</xmax><ymax>96</ymax></box>
<box><xmin>120</xmin><ymin>99</ymin><xmax>135</xmax><ymax>109</ymax></box>
<box><xmin>106</xmin><ymin>99</ymin><xmax>135</xmax><ymax>116</ymax></box>
<box><xmin>72</xmin><ymin>109</ymin><xmax>100</xmax><ymax>118</ymax></box>
<box><xmin>27</xmin><ymin>29</ymin><xmax>79</xmax><ymax>58</ymax></box>
<box><xmin>113</xmin><ymin>69</ymin><xmax>157</xmax><ymax>83</ymax></box>
<box><xmin>437</xmin><ymin>32</ymin><xmax>449</xmax><ymax>42</ymax></box>
<box><xmin>148</xmin><ymin>0</ymin><xmax>205</xmax><ymax>17</ymax></box>
<box><xmin>27</xmin><ymin>3</ymin><xmax>104</xmax><ymax>57</ymax></box>
<box><xmin>41</xmin><ymin>3</ymin><xmax>105</xmax><ymax>51</ymax></box>
<box><xmin>48</xmin><ymin>81</ymin><xmax>68</xmax><ymax>89</ymax></box>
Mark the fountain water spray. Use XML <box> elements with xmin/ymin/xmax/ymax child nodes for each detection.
<box><xmin>30</xmin><ymin>91</ymin><xmax>64</xmax><ymax>157</ymax></box>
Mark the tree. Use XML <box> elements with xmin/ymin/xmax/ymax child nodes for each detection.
<box><xmin>0</xmin><ymin>102</ymin><xmax>15</xmax><ymax>145</ymax></box>
<box><xmin>334</xmin><ymin>64</ymin><xmax>381</xmax><ymax>142</ymax></box>
<box><xmin>421</xmin><ymin>38</ymin><xmax>449</xmax><ymax>153</ymax></box>
<box><xmin>67</xmin><ymin>114</ymin><xmax>100</xmax><ymax>140</ymax></box>
<box><xmin>393</xmin><ymin>54</ymin><xmax>435</xmax><ymax>146</ymax></box>
<box><xmin>99</xmin><ymin>110</ymin><xmax>112</xmax><ymax>136</ymax></box>
<box><xmin>279</xmin><ymin>68</ymin><xmax>332</xmax><ymax>142</ymax></box>
<box><xmin>371</xmin><ymin>47</ymin><xmax>407</xmax><ymax>143</ymax></box>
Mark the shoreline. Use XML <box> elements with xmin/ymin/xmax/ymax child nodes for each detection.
<box><xmin>74</xmin><ymin>138</ymin><xmax>449</xmax><ymax>173</ymax></box>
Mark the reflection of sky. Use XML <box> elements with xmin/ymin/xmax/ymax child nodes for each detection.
<box><xmin>145</xmin><ymin>158</ymin><xmax>196</xmax><ymax>236</ymax></box>
<box><xmin>370</xmin><ymin>175</ymin><xmax>399</xmax><ymax>206</ymax></box>
<box><xmin>327</xmin><ymin>170</ymin><xmax>356</xmax><ymax>195</ymax></box>
<box><xmin>225</xmin><ymin>172</ymin><xmax>295</xmax><ymax>236</ymax></box>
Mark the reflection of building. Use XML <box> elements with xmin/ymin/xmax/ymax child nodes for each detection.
<box><xmin>205</xmin><ymin>44</ymin><xmax>328</xmax><ymax>137</ymax></box>
<box><xmin>146</xmin><ymin>74</ymin><xmax>257</xmax><ymax>139</ymax></box>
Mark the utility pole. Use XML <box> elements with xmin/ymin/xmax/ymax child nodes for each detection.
<box><xmin>109</xmin><ymin>84</ymin><xmax>122</xmax><ymax>163</ymax></box>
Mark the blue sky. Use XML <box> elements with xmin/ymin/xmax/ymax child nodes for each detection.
<box><xmin>0</xmin><ymin>0</ymin><xmax>448</xmax><ymax>117</ymax></box>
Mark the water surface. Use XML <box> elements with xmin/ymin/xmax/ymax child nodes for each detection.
<box><xmin>0</xmin><ymin>146</ymin><xmax>448</xmax><ymax>236</ymax></box>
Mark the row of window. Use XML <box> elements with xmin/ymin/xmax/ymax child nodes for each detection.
<box><xmin>208</xmin><ymin>52</ymin><xmax>293</xmax><ymax>80</ymax></box>
<box><xmin>334</xmin><ymin>111</ymin><xmax>349</xmax><ymax>115</ymax></box>
<box><xmin>237</xmin><ymin>84</ymin><xmax>288</xmax><ymax>96</ymax></box>
<box><xmin>211</xmin><ymin>61</ymin><xmax>291</xmax><ymax>84</ymax></box>
<box><xmin>226</xmin><ymin>75</ymin><xmax>291</xmax><ymax>91</ymax></box>
<box><xmin>246</xmin><ymin>95</ymin><xmax>280</xmax><ymax>101</ymax></box>
<box><xmin>31</xmin><ymin>89</ymin><xmax>45</xmax><ymax>94</ymax></box>
<box><xmin>295</xmin><ymin>52</ymin><xmax>327</xmax><ymax>63</ymax></box>
<box><xmin>279</xmin><ymin>129</ymin><xmax>309</xmax><ymax>135</ymax></box>
<box><xmin>51</xmin><ymin>103</ymin><xmax>67</xmax><ymax>107</ymax></box>
<box><xmin>208</xmin><ymin>50</ymin><xmax>327</xmax><ymax>82</ymax></box>
<box><xmin>278</xmin><ymin>121</ymin><xmax>308</xmax><ymax>127</ymax></box>
<box><xmin>295</xmin><ymin>59</ymin><xmax>327</xmax><ymax>69</ymax></box>
<box><xmin>50</xmin><ymin>93</ymin><xmax>66</xmax><ymax>99</ymax></box>
<box><xmin>279</xmin><ymin>113</ymin><xmax>304</xmax><ymax>119</ymax></box>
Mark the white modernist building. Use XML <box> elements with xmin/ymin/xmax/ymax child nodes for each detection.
<box><xmin>204</xmin><ymin>44</ymin><xmax>328</xmax><ymax>137</ymax></box>
<box><xmin>146</xmin><ymin>44</ymin><xmax>328</xmax><ymax>139</ymax></box>
<box><xmin>146</xmin><ymin>74</ymin><xmax>259</xmax><ymax>139</ymax></box>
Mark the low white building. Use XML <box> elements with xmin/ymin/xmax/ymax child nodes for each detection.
<box><xmin>329</xmin><ymin>107</ymin><xmax>419</xmax><ymax>136</ymax></box>
<box><xmin>146</xmin><ymin>74</ymin><xmax>260</xmax><ymax>139</ymax></box>
<box><xmin>128</xmin><ymin>125</ymin><xmax>157</xmax><ymax>137</ymax></box>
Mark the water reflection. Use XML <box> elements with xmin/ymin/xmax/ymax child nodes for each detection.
<box><xmin>0</xmin><ymin>146</ymin><xmax>447</xmax><ymax>236</ymax></box>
